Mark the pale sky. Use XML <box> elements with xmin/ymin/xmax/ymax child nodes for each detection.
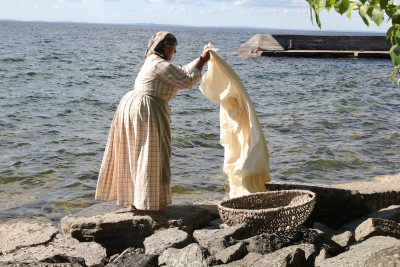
<box><xmin>0</xmin><ymin>0</ymin><xmax>392</xmax><ymax>32</ymax></box>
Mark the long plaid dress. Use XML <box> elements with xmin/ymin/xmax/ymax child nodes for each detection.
<box><xmin>95</xmin><ymin>54</ymin><xmax>201</xmax><ymax>210</ymax></box>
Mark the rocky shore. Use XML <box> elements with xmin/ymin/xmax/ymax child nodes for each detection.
<box><xmin>1</xmin><ymin>172</ymin><xmax>400</xmax><ymax>266</ymax></box>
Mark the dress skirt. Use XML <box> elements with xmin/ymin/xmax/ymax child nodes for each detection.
<box><xmin>95</xmin><ymin>90</ymin><xmax>172</xmax><ymax>210</ymax></box>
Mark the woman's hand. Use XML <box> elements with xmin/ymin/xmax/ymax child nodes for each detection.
<box><xmin>201</xmin><ymin>50</ymin><xmax>211</xmax><ymax>62</ymax></box>
<box><xmin>195</xmin><ymin>50</ymin><xmax>211</xmax><ymax>72</ymax></box>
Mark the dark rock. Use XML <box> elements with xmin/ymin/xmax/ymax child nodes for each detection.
<box><xmin>299</xmin><ymin>244</ymin><xmax>317</xmax><ymax>267</ymax></box>
<box><xmin>313</xmin><ymin>222</ymin><xmax>354</xmax><ymax>256</ymax></box>
<box><xmin>224</xmin><ymin>245</ymin><xmax>310</xmax><ymax>267</ymax></box>
<box><xmin>193</xmin><ymin>223</ymin><xmax>249</xmax><ymax>254</ymax></box>
<box><xmin>208</xmin><ymin>218</ymin><xmax>224</xmax><ymax>229</ymax></box>
<box><xmin>265</xmin><ymin>179</ymin><xmax>400</xmax><ymax>229</ymax></box>
<box><xmin>317</xmin><ymin>236</ymin><xmax>400</xmax><ymax>267</ymax></box>
<box><xmin>158</xmin><ymin>243</ymin><xmax>208</xmax><ymax>267</ymax></box>
<box><xmin>40</xmin><ymin>255</ymin><xmax>87</xmax><ymax>266</ymax></box>
<box><xmin>339</xmin><ymin>205</ymin><xmax>400</xmax><ymax>234</ymax></box>
<box><xmin>61</xmin><ymin>202</ymin><xmax>211</xmax><ymax>255</ymax></box>
<box><xmin>143</xmin><ymin>228</ymin><xmax>192</xmax><ymax>255</ymax></box>
<box><xmin>105</xmin><ymin>248</ymin><xmax>157</xmax><ymax>267</ymax></box>
<box><xmin>246</xmin><ymin>227</ymin><xmax>321</xmax><ymax>254</ymax></box>
<box><xmin>215</xmin><ymin>242</ymin><xmax>248</xmax><ymax>264</ymax></box>
<box><xmin>355</xmin><ymin>218</ymin><xmax>400</xmax><ymax>242</ymax></box>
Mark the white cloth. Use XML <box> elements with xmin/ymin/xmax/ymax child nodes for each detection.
<box><xmin>199</xmin><ymin>49</ymin><xmax>271</xmax><ymax>198</ymax></box>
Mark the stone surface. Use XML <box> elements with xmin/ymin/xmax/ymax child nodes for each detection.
<box><xmin>340</xmin><ymin>205</ymin><xmax>400</xmax><ymax>234</ymax></box>
<box><xmin>106</xmin><ymin>248</ymin><xmax>157</xmax><ymax>267</ymax></box>
<box><xmin>313</xmin><ymin>222</ymin><xmax>354</xmax><ymax>256</ymax></box>
<box><xmin>314</xmin><ymin>248</ymin><xmax>332</xmax><ymax>265</ymax></box>
<box><xmin>215</xmin><ymin>242</ymin><xmax>248</xmax><ymax>264</ymax></box>
<box><xmin>224</xmin><ymin>244</ymin><xmax>311</xmax><ymax>267</ymax></box>
<box><xmin>246</xmin><ymin>228</ymin><xmax>321</xmax><ymax>254</ymax></box>
<box><xmin>363</xmin><ymin>246</ymin><xmax>400</xmax><ymax>266</ymax></box>
<box><xmin>0</xmin><ymin>264</ymin><xmax>81</xmax><ymax>267</ymax></box>
<box><xmin>193</xmin><ymin>223</ymin><xmax>249</xmax><ymax>254</ymax></box>
<box><xmin>0</xmin><ymin>234</ymin><xmax>106</xmax><ymax>267</ymax></box>
<box><xmin>0</xmin><ymin>220</ymin><xmax>58</xmax><ymax>254</ymax></box>
<box><xmin>61</xmin><ymin>202</ymin><xmax>211</xmax><ymax>255</ymax></box>
<box><xmin>318</xmin><ymin>236</ymin><xmax>400</xmax><ymax>267</ymax></box>
<box><xmin>208</xmin><ymin>218</ymin><xmax>224</xmax><ymax>229</ymax></box>
<box><xmin>158</xmin><ymin>243</ymin><xmax>208</xmax><ymax>267</ymax></box>
<box><xmin>372</xmin><ymin>172</ymin><xmax>400</xmax><ymax>183</ymax></box>
<box><xmin>143</xmin><ymin>227</ymin><xmax>192</xmax><ymax>255</ymax></box>
<box><xmin>355</xmin><ymin>218</ymin><xmax>400</xmax><ymax>242</ymax></box>
<box><xmin>265</xmin><ymin>180</ymin><xmax>400</xmax><ymax>229</ymax></box>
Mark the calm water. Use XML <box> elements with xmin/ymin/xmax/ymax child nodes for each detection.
<box><xmin>0</xmin><ymin>21</ymin><xmax>399</xmax><ymax>223</ymax></box>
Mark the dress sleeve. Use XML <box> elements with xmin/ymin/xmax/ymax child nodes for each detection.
<box><xmin>179</xmin><ymin>58</ymin><xmax>200</xmax><ymax>74</ymax></box>
<box><xmin>155</xmin><ymin>60</ymin><xmax>202</xmax><ymax>89</ymax></box>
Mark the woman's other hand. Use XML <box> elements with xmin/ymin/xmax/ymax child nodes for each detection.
<box><xmin>201</xmin><ymin>50</ymin><xmax>210</xmax><ymax>62</ymax></box>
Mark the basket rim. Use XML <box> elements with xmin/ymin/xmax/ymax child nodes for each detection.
<box><xmin>217</xmin><ymin>189</ymin><xmax>316</xmax><ymax>213</ymax></box>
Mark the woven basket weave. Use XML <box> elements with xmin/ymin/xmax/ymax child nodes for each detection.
<box><xmin>218</xmin><ymin>190</ymin><xmax>316</xmax><ymax>234</ymax></box>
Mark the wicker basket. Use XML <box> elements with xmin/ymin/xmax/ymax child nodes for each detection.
<box><xmin>218</xmin><ymin>190</ymin><xmax>316</xmax><ymax>234</ymax></box>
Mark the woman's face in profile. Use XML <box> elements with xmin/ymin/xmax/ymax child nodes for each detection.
<box><xmin>164</xmin><ymin>45</ymin><xmax>177</xmax><ymax>61</ymax></box>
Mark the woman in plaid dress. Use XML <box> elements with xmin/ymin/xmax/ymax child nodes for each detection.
<box><xmin>95</xmin><ymin>31</ymin><xmax>210</xmax><ymax>211</ymax></box>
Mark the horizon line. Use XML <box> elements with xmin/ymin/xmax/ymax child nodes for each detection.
<box><xmin>0</xmin><ymin>19</ymin><xmax>387</xmax><ymax>34</ymax></box>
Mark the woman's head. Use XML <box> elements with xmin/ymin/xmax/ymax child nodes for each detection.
<box><xmin>145</xmin><ymin>31</ymin><xmax>178</xmax><ymax>60</ymax></box>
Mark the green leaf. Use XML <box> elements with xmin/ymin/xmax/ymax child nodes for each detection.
<box><xmin>315</xmin><ymin>9</ymin><xmax>322</xmax><ymax>28</ymax></box>
<box><xmin>386</xmin><ymin>25</ymin><xmax>395</xmax><ymax>43</ymax></box>
<box><xmin>391</xmin><ymin>70</ymin><xmax>395</xmax><ymax>82</ymax></box>
<box><xmin>397</xmin><ymin>78</ymin><xmax>400</xmax><ymax>86</ymax></box>
<box><xmin>395</xmin><ymin>28</ymin><xmax>400</xmax><ymax>45</ymax></box>
<box><xmin>386</xmin><ymin>5</ymin><xmax>398</xmax><ymax>18</ymax></box>
<box><xmin>390</xmin><ymin>44</ymin><xmax>400</xmax><ymax>67</ymax></box>
<box><xmin>308</xmin><ymin>0</ymin><xmax>315</xmax><ymax>25</ymax></box>
<box><xmin>346</xmin><ymin>7</ymin><xmax>352</xmax><ymax>19</ymax></box>
<box><xmin>359</xmin><ymin>5</ymin><xmax>370</xmax><ymax>26</ymax></box>
<box><xmin>380</xmin><ymin>0</ymin><xmax>389</xmax><ymax>10</ymax></box>
<box><xmin>326</xmin><ymin>0</ymin><xmax>335</xmax><ymax>11</ymax></box>
<box><xmin>317</xmin><ymin>0</ymin><xmax>326</xmax><ymax>13</ymax></box>
<box><xmin>367</xmin><ymin>0</ymin><xmax>379</xmax><ymax>7</ymax></box>
<box><xmin>392</xmin><ymin>9</ymin><xmax>400</xmax><ymax>25</ymax></box>
<box><xmin>334</xmin><ymin>0</ymin><xmax>350</xmax><ymax>15</ymax></box>
<box><xmin>372</xmin><ymin>7</ymin><xmax>384</xmax><ymax>26</ymax></box>
<box><xmin>367</xmin><ymin>6</ymin><xmax>374</xmax><ymax>18</ymax></box>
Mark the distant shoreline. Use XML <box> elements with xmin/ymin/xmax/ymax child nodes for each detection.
<box><xmin>0</xmin><ymin>19</ymin><xmax>387</xmax><ymax>35</ymax></box>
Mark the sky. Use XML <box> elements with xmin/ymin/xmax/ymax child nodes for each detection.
<box><xmin>0</xmin><ymin>0</ymin><xmax>393</xmax><ymax>32</ymax></box>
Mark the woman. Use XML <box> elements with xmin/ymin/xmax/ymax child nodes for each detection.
<box><xmin>95</xmin><ymin>31</ymin><xmax>210</xmax><ymax>211</ymax></box>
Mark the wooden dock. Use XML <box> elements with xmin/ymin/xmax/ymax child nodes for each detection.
<box><xmin>238</xmin><ymin>34</ymin><xmax>391</xmax><ymax>59</ymax></box>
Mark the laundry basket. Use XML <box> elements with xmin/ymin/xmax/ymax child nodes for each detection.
<box><xmin>218</xmin><ymin>190</ymin><xmax>316</xmax><ymax>234</ymax></box>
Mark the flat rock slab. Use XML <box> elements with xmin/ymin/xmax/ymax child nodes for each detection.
<box><xmin>61</xmin><ymin>202</ymin><xmax>211</xmax><ymax>255</ymax></box>
<box><xmin>318</xmin><ymin>236</ymin><xmax>400</xmax><ymax>267</ymax></box>
<box><xmin>106</xmin><ymin>249</ymin><xmax>158</xmax><ymax>267</ymax></box>
<box><xmin>265</xmin><ymin>177</ymin><xmax>400</xmax><ymax>229</ymax></box>
<box><xmin>0</xmin><ymin>233</ymin><xmax>106</xmax><ymax>267</ymax></box>
<box><xmin>159</xmin><ymin>243</ymin><xmax>208</xmax><ymax>267</ymax></box>
<box><xmin>355</xmin><ymin>218</ymin><xmax>400</xmax><ymax>242</ymax></box>
<box><xmin>222</xmin><ymin>244</ymin><xmax>315</xmax><ymax>267</ymax></box>
<box><xmin>0</xmin><ymin>220</ymin><xmax>58</xmax><ymax>254</ymax></box>
<box><xmin>144</xmin><ymin>228</ymin><xmax>192</xmax><ymax>255</ymax></box>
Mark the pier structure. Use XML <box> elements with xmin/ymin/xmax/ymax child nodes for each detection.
<box><xmin>237</xmin><ymin>34</ymin><xmax>391</xmax><ymax>59</ymax></box>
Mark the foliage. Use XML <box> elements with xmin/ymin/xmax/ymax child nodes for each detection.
<box><xmin>307</xmin><ymin>0</ymin><xmax>400</xmax><ymax>85</ymax></box>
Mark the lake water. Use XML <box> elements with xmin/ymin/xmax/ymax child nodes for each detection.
<box><xmin>0</xmin><ymin>21</ymin><xmax>399</xmax><ymax>223</ymax></box>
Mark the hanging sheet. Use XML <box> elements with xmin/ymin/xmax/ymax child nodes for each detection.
<box><xmin>199</xmin><ymin>48</ymin><xmax>271</xmax><ymax>198</ymax></box>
